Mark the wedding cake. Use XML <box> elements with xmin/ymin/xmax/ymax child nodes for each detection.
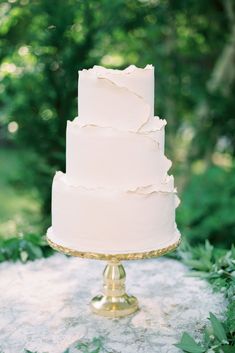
<box><xmin>47</xmin><ymin>65</ymin><xmax>181</xmax><ymax>254</ymax></box>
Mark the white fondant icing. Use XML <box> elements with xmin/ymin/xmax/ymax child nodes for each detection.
<box><xmin>66</xmin><ymin>119</ymin><xmax>171</xmax><ymax>189</ymax></box>
<box><xmin>72</xmin><ymin>116</ymin><xmax>166</xmax><ymax>143</ymax></box>
<box><xmin>48</xmin><ymin>64</ymin><xmax>181</xmax><ymax>253</ymax></box>
<box><xmin>50</xmin><ymin>172</ymin><xmax>179</xmax><ymax>253</ymax></box>
<box><xmin>78</xmin><ymin>65</ymin><xmax>154</xmax><ymax>131</ymax></box>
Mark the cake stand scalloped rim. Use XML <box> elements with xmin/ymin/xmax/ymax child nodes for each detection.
<box><xmin>46</xmin><ymin>235</ymin><xmax>181</xmax><ymax>261</ymax></box>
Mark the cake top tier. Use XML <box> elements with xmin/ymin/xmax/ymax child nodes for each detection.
<box><xmin>80</xmin><ymin>64</ymin><xmax>153</xmax><ymax>75</ymax></box>
<box><xmin>78</xmin><ymin>65</ymin><xmax>155</xmax><ymax>132</ymax></box>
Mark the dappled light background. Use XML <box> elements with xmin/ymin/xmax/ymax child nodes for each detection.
<box><xmin>0</xmin><ymin>0</ymin><xmax>235</xmax><ymax>248</ymax></box>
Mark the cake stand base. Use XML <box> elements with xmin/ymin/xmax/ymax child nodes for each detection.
<box><xmin>90</xmin><ymin>260</ymin><xmax>139</xmax><ymax>318</ymax></box>
<box><xmin>46</xmin><ymin>235</ymin><xmax>181</xmax><ymax>318</ymax></box>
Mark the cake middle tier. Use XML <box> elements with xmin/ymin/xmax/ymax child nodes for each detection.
<box><xmin>66</xmin><ymin>119</ymin><xmax>171</xmax><ymax>188</ymax></box>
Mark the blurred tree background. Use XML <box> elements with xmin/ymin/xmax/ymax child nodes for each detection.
<box><xmin>0</xmin><ymin>0</ymin><xmax>235</xmax><ymax>247</ymax></box>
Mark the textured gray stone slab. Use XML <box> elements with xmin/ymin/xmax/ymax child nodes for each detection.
<box><xmin>0</xmin><ymin>254</ymin><xmax>226</xmax><ymax>353</ymax></box>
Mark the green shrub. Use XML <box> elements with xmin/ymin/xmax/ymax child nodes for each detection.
<box><xmin>0</xmin><ymin>233</ymin><xmax>53</xmax><ymax>263</ymax></box>
<box><xmin>177</xmin><ymin>165</ymin><xmax>235</xmax><ymax>247</ymax></box>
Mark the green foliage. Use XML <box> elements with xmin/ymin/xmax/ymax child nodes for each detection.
<box><xmin>175</xmin><ymin>240</ymin><xmax>235</xmax><ymax>296</ymax></box>
<box><xmin>178</xmin><ymin>165</ymin><xmax>235</xmax><ymax>247</ymax></box>
<box><xmin>0</xmin><ymin>148</ymin><xmax>42</xmax><ymax>238</ymax></box>
<box><xmin>175</xmin><ymin>332</ymin><xmax>205</xmax><ymax>353</ymax></box>
<box><xmin>0</xmin><ymin>233</ymin><xmax>53</xmax><ymax>263</ymax></box>
<box><xmin>75</xmin><ymin>337</ymin><xmax>105</xmax><ymax>353</ymax></box>
<box><xmin>175</xmin><ymin>313</ymin><xmax>232</xmax><ymax>352</ymax></box>
<box><xmin>209</xmin><ymin>313</ymin><xmax>227</xmax><ymax>343</ymax></box>
<box><xmin>62</xmin><ymin>336</ymin><xmax>107</xmax><ymax>353</ymax></box>
<box><xmin>24</xmin><ymin>350</ymin><xmax>48</xmax><ymax>353</ymax></box>
<box><xmin>173</xmin><ymin>240</ymin><xmax>235</xmax><ymax>351</ymax></box>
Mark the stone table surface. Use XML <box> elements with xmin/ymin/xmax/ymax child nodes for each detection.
<box><xmin>0</xmin><ymin>254</ymin><xmax>226</xmax><ymax>353</ymax></box>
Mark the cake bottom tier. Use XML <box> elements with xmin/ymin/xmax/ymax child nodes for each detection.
<box><xmin>48</xmin><ymin>172</ymin><xmax>180</xmax><ymax>254</ymax></box>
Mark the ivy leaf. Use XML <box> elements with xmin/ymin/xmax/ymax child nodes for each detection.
<box><xmin>174</xmin><ymin>332</ymin><xmax>205</xmax><ymax>353</ymax></box>
<box><xmin>209</xmin><ymin>312</ymin><xmax>228</xmax><ymax>343</ymax></box>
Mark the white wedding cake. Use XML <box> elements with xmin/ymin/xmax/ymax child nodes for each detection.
<box><xmin>47</xmin><ymin>64</ymin><xmax>181</xmax><ymax>254</ymax></box>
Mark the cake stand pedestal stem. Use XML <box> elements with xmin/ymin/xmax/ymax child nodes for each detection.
<box><xmin>90</xmin><ymin>259</ymin><xmax>139</xmax><ymax>318</ymax></box>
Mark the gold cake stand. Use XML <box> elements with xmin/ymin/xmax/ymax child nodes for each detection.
<box><xmin>47</xmin><ymin>236</ymin><xmax>181</xmax><ymax>318</ymax></box>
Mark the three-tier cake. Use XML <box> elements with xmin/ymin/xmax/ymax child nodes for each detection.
<box><xmin>47</xmin><ymin>65</ymin><xmax>181</xmax><ymax>254</ymax></box>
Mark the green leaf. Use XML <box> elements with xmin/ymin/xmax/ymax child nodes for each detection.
<box><xmin>183</xmin><ymin>259</ymin><xmax>212</xmax><ymax>272</ymax></box>
<box><xmin>26</xmin><ymin>243</ymin><xmax>43</xmax><ymax>259</ymax></box>
<box><xmin>203</xmin><ymin>328</ymin><xmax>212</xmax><ymax>349</ymax></box>
<box><xmin>221</xmin><ymin>346</ymin><xmax>235</xmax><ymax>353</ymax></box>
<box><xmin>62</xmin><ymin>349</ymin><xmax>70</xmax><ymax>353</ymax></box>
<box><xmin>76</xmin><ymin>342</ymin><xmax>88</xmax><ymax>349</ymax></box>
<box><xmin>227</xmin><ymin>301</ymin><xmax>235</xmax><ymax>333</ymax></box>
<box><xmin>90</xmin><ymin>348</ymin><xmax>101</xmax><ymax>353</ymax></box>
<box><xmin>231</xmin><ymin>245</ymin><xmax>235</xmax><ymax>259</ymax></box>
<box><xmin>20</xmin><ymin>250</ymin><xmax>28</xmax><ymax>263</ymax></box>
<box><xmin>174</xmin><ymin>332</ymin><xmax>205</xmax><ymax>353</ymax></box>
<box><xmin>205</xmin><ymin>240</ymin><xmax>213</xmax><ymax>258</ymax></box>
<box><xmin>209</xmin><ymin>313</ymin><xmax>228</xmax><ymax>343</ymax></box>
